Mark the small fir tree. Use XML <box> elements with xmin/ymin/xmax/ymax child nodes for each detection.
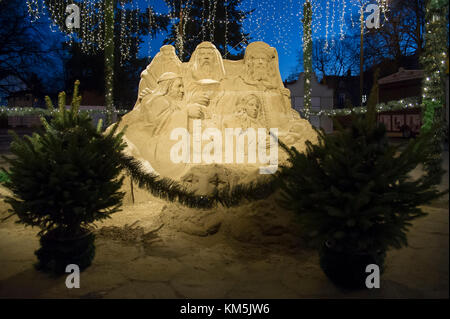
<box><xmin>279</xmin><ymin>96</ymin><xmax>447</xmax><ymax>258</ymax></box>
<box><xmin>2</xmin><ymin>81</ymin><xmax>126</xmax><ymax>274</ymax></box>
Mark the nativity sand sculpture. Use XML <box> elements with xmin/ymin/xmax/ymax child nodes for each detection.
<box><xmin>112</xmin><ymin>41</ymin><xmax>318</xmax><ymax>198</ymax></box>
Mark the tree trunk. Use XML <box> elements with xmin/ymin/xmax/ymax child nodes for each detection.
<box><xmin>104</xmin><ymin>0</ymin><xmax>114</xmax><ymax>125</ymax></box>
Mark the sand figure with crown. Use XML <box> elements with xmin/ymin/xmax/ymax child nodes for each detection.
<box><xmin>110</xmin><ymin>41</ymin><xmax>318</xmax><ymax>199</ymax></box>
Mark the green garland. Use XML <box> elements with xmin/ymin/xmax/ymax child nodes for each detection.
<box><xmin>118</xmin><ymin>153</ymin><xmax>281</xmax><ymax>209</ymax></box>
<box><xmin>308</xmin><ymin>97</ymin><xmax>421</xmax><ymax>117</ymax></box>
<box><xmin>417</xmin><ymin>0</ymin><xmax>448</xmax><ymax>185</ymax></box>
<box><xmin>2</xmin><ymin>97</ymin><xmax>421</xmax><ymax>119</ymax></box>
<box><xmin>420</xmin><ymin>0</ymin><xmax>448</xmax><ymax>132</ymax></box>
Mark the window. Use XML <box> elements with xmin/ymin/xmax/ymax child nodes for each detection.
<box><xmin>312</xmin><ymin>97</ymin><xmax>321</xmax><ymax>108</ymax></box>
<box><xmin>294</xmin><ymin>96</ymin><xmax>304</xmax><ymax>108</ymax></box>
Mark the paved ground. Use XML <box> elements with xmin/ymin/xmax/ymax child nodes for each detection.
<box><xmin>0</xmin><ymin>133</ymin><xmax>448</xmax><ymax>299</ymax></box>
<box><xmin>0</xmin><ymin>199</ymin><xmax>447</xmax><ymax>299</ymax></box>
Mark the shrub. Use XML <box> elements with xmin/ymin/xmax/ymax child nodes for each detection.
<box><xmin>1</xmin><ymin>81</ymin><xmax>126</xmax><ymax>273</ymax></box>
<box><xmin>279</xmin><ymin>115</ymin><xmax>446</xmax><ymax>256</ymax></box>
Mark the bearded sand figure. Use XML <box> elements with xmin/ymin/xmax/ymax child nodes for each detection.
<box><xmin>185</xmin><ymin>41</ymin><xmax>226</xmax><ymax>83</ymax></box>
<box><xmin>183</xmin><ymin>42</ymin><xmax>226</xmax><ymax>116</ymax></box>
<box><xmin>243</xmin><ymin>42</ymin><xmax>284</xmax><ymax>89</ymax></box>
<box><xmin>218</xmin><ymin>42</ymin><xmax>293</xmax><ymax>128</ymax></box>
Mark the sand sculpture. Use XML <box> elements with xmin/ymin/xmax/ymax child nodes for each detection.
<box><xmin>113</xmin><ymin>41</ymin><xmax>318</xmax><ymax>196</ymax></box>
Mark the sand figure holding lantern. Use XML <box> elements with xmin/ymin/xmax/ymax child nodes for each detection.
<box><xmin>183</xmin><ymin>42</ymin><xmax>226</xmax><ymax>126</ymax></box>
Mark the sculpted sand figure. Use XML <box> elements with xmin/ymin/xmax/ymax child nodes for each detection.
<box><xmin>183</xmin><ymin>42</ymin><xmax>226</xmax><ymax>118</ymax></box>
<box><xmin>185</xmin><ymin>41</ymin><xmax>226</xmax><ymax>83</ymax></box>
<box><xmin>219</xmin><ymin>42</ymin><xmax>293</xmax><ymax>128</ymax></box>
<box><xmin>222</xmin><ymin>94</ymin><xmax>267</xmax><ymax>130</ymax></box>
<box><xmin>135</xmin><ymin>45</ymin><xmax>182</xmax><ymax>110</ymax></box>
<box><xmin>220</xmin><ymin>94</ymin><xmax>272</xmax><ymax>166</ymax></box>
<box><xmin>118</xmin><ymin>72</ymin><xmax>205</xmax><ymax>178</ymax></box>
<box><xmin>113</xmin><ymin>42</ymin><xmax>319</xmax><ymax>197</ymax></box>
<box><xmin>180</xmin><ymin>164</ymin><xmax>240</xmax><ymax>195</ymax></box>
<box><xmin>182</xmin><ymin>42</ymin><xmax>226</xmax><ymax>161</ymax></box>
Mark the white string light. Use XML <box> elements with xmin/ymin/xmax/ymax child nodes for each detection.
<box><xmin>24</xmin><ymin>1</ymin><xmax>395</xmax><ymax>70</ymax></box>
<box><xmin>26</xmin><ymin>0</ymin><xmax>41</xmax><ymax>22</ymax></box>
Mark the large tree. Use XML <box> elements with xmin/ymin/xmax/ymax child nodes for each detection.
<box><xmin>312</xmin><ymin>37</ymin><xmax>360</xmax><ymax>81</ymax></box>
<box><xmin>163</xmin><ymin>0</ymin><xmax>251</xmax><ymax>61</ymax></box>
<box><xmin>37</xmin><ymin>0</ymin><xmax>168</xmax><ymax>121</ymax></box>
<box><xmin>0</xmin><ymin>0</ymin><xmax>64</xmax><ymax>102</ymax></box>
<box><xmin>64</xmin><ymin>28</ymin><xmax>149</xmax><ymax>109</ymax></box>
<box><xmin>361</xmin><ymin>0</ymin><xmax>426</xmax><ymax>70</ymax></box>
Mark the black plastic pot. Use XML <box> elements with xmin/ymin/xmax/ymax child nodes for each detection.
<box><xmin>35</xmin><ymin>227</ymin><xmax>95</xmax><ymax>275</ymax></box>
<box><xmin>319</xmin><ymin>243</ymin><xmax>386</xmax><ymax>290</ymax></box>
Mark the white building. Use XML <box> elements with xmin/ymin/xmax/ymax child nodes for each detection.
<box><xmin>285</xmin><ymin>73</ymin><xmax>334</xmax><ymax>133</ymax></box>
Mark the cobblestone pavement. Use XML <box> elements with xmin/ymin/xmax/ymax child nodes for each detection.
<box><xmin>0</xmin><ymin>195</ymin><xmax>447</xmax><ymax>298</ymax></box>
<box><xmin>0</xmin><ymin>136</ymin><xmax>448</xmax><ymax>299</ymax></box>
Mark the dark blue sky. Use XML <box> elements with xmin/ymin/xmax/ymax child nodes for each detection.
<box><xmin>136</xmin><ymin>0</ymin><xmax>364</xmax><ymax>80</ymax></box>
<box><xmin>32</xmin><ymin>0</ymin><xmax>368</xmax><ymax>82</ymax></box>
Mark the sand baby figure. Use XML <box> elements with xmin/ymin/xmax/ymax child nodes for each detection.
<box><xmin>180</xmin><ymin>164</ymin><xmax>240</xmax><ymax>195</ymax></box>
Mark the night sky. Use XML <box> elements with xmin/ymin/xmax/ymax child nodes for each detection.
<box><xmin>139</xmin><ymin>0</ymin><xmax>363</xmax><ymax>80</ymax></box>
<box><xmin>30</xmin><ymin>0</ymin><xmax>367</xmax><ymax>83</ymax></box>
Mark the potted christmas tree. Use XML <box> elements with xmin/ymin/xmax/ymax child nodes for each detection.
<box><xmin>278</xmin><ymin>106</ymin><xmax>447</xmax><ymax>289</ymax></box>
<box><xmin>1</xmin><ymin>81</ymin><xmax>126</xmax><ymax>275</ymax></box>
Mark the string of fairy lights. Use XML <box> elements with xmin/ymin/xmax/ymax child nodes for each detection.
<box><xmin>307</xmin><ymin>97</ymin><xmax>422</xmax><ymax>117</ymax></box>
<box><xmin>24</xmin><ymin>0</ymin><xmax>392</xmax><ymax>61</ymax></box>
<box><xmin>20</xmin><ymin>0</ymin><xmax>430</xmax><ymax>122</ymax></box>
<box><xmin>0</xmin><ymin>97</ymin><xmax>422</xmax><ymax>117</ymax></box>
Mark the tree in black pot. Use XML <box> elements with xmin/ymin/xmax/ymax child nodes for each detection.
<box><xmin>1</xmin><ymin>81</ymin><xmax>126</xmax><ymax>275</ymax></box>
<box><xmin>278</xmin><ymin>106</ymin><xmax>447</xmax><ymax>289</ymax></box>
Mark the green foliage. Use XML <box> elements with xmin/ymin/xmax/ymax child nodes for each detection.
<box><xmin>2</xmin><ymin>81</ymin><xmax>127</xmax><ymax>236</ymax></box>
<box><xmin>421</xmin><ymin>100</ymin><xmax>441</xmax><ymax>132</ymax></box>
<box><xmin>278</xmin><ymin>116</ymin><xmax>447</xmax><ymax>255</ymax></box>
<box><xmin>0</xmin><ymin>170</ymin><xmax>10</xmax><ymax>183</ymax></box>
<box><xmin>419</xmin><ymin>0</ymin><xmax>448</xmax><ymax>187</ymax></box>
<box><xmin>420</xmin><ymin>0</ymin><xmax>448</xmax><ymax>131</ymax></box>
<box><xmin>430</xmin><ymin>0</ymin><xmax>448</xmax><ymax>10</ymax></box>
<box><xmin>119</xmin><ymin>152</ymin><xmax>279</xmax><ymax>209</ymax></box>
<box><xmin>302</xmin><ymin>0</ymin><xmax>312</xmax><ymax>119</ymax></box>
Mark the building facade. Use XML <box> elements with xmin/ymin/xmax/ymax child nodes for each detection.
<box><xmin>377</xmin><ymin>68</ymin><xmax>423</xmax><ymax>137</ymax></box>
<box><xmin>285</xmin><ymin>73</ymin><xmax>334</xmax><ymax>133</ymax></box>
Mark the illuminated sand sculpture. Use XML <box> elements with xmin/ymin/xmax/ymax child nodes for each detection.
<box><xmin>112</xmin><ymin>41</ymin><xmax>317</xmax><ymax>198</ymax></box>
